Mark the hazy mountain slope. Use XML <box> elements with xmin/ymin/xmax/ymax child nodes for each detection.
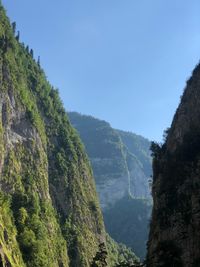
<box><xmin>104</xmin><ymin>196</ymin><xmax>151</xmax><ymax>260</ymax></box>
<box><xmin>147</xmin><ymin>63</ymin><xmax>200</xmax><ymax>267</ymax></box>
<box><xmin>68</xmin><ymin>112</ymin><xmax>130</xmax><ymax>209</ymax></box>
<box><xmin>68</xmin><ymin>112</ymin><xmax>152</xmax><ymax>206</ymax></box>
<box><xmin>116</xmin><ymin>130</ymin><xmax>152</xmax><ymax>179</ymax></box>
<box><xmin>117</xmin><ymin>130</ymin><xmax>152</xmax><ymax>199</ymax></box>
<box><xmin>0</xmin><ymin>4</ymin><xmax>139</xmax><ymax>267</ymax></box>
<box><xmin>68</xmin><ymin>112</ymin><xmax>152</xmax><ymax>260</ymax></box>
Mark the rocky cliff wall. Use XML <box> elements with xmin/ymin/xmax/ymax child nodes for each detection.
<box><xmin>147</xmin><ymin>63</ymin><xmax>200</xmax><ymax>267</ymax></box>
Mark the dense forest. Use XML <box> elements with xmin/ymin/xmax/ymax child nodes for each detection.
<box><xmin>0</xmin><ymin>3</ymin><xmax>139</xmax><ymax>267</ymax></box>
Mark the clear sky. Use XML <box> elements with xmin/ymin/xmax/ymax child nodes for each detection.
<box><xmin>2</xmin><ymin>0</ymin><xmax>200</xmax><ymax>141</ymax></box>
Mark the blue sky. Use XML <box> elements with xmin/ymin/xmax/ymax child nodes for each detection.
<box><xmin>3</xmin><ymin>0</ymin><xmax>200</xmax><ymax>141</ymax></box>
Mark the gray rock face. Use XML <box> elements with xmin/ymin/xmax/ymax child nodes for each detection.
<box><xmin>92</xmin><ymin>157</ymin><xmax>129</xmax><ymax>209</ymax></box>
<box><xmin>127</xmin><ymin>153</ymin><xmax>150</xmax><ymax>198</ymax></box>
<box><xmin>147</xmin><ymin>63</ymin><xmax>200</xmax><ymax>267</ymax></box>
<box><xmin>124</xmin><ymin>150</ymin><xmax>150</xmax><ymax>201</ymax></box>
<box><xmin>0</xmin><ymin>78</ymin><xmax>49</xmax><ymax>199</ymax></box>
<box><xmin>68</xmin><ymin>112</ymin><xmax>152</xmax><ymax>210</ymax></box>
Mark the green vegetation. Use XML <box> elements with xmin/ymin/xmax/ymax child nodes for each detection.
<box><xmin>0</xmin><ymin>3</ymin><xmax>140</xmax><ymax>267</ymax></box>
<box><xmin>68</xmin><ymin>112</ymin><xmax>128</xmax><ymax>181</ymax></box>
<box><xmin>106</xmin><ymin>235</ymin><xmax>139</xmax><ymax>266</ymax></box>
<box><xmin>0</xmin><ymin>192</ymin><xmax>25</xmax><ymax>267</ymax></box>
<box><xmin>0</xmin><ymin>5</ymin><xmax>69</xmax><ymax>264</ymax></box>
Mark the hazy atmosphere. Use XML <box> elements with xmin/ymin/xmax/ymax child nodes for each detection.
<box><xmin>3</xmin><ymin>0</ymin><xmax>200</xmax><ymax>141</ymax></box>
<box><xmin>1</xmin><ymin>1</ymin><xmax>200</xmax><ymax>266</ymax></box>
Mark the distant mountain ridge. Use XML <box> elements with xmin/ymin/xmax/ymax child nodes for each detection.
<box><xmin>68</xmin><ymin>112</ymin><xmax>152</xmax><ymax>259</ymax></box>
<box><xmin>68</xmin><ymin>112</ymin><xmax>152</xmax><ymax>209</ymax></box>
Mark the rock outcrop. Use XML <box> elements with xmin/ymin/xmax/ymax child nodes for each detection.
<box><xmin>117</xmin><ymin>130</ymin><xmax>152</xmax><ymax>200</ymax></box>
<box><xmin>147</xmin><ymin>63</ymin><xmax>200</xmax><ymax>267</ymax></box>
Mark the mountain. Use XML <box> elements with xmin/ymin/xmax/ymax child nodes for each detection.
<box><xmin>116</xmin><ymin>130</ymin><xmax>152</xmax><ymax>199</ymax></box>
<box><xmin>68</xmin><ymin>112</ymin><xmax>152</xmax><ymax>259</ymax></box>
<box><xmin>104</xmin><ymin>196</ymin><xmax>152</xmax><ymax>260</ymax></box>
<box><xmin>147</xmin><ymin>63</ymin><xmax>200</xmax><ymax>267</ymax></box>
<box><xmin>68</xmin><ymin>112</ymin><xmax>152</xmax><ymax>207</ymax></box>
<box><xmin>0</xmin><ymin>4</ymin><xmax>139</xmax><ymax>267</ymax></box>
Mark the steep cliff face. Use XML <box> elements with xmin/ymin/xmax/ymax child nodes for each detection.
<box><xmin>117</xmin><ymin>130</ymin><xmax>152</xmax><ymax>199</ymax></box>
<box><xmin>0</xmin><ymin>7</ymin><xmax>69</xmax><ymax>267</ymax></box>
<box><xmin>0</xmin><ymin>4</ymin><xmax>137</xmax><ymax>267</ymax></box>
<box><xmin>147</xmin><ymin>63</ymin><xmax>200</xmax><ymax>267</ymax></box>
